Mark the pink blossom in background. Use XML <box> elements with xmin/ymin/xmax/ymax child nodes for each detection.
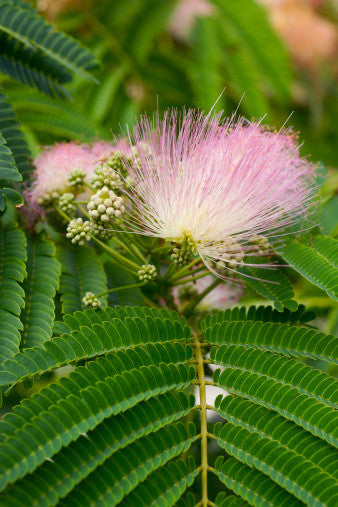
<box><xmin>122</xmin><ymin>109</ymin><xmax>316</xmax><ymax>278</ymax></box>
<box><xmin>89</xmin><ymin>141</ymin><xmax>114</xmax><ymax>159</ymax></box>
<box><xmin>27</xmin><ymin>141</ymin><xmax>121</xmax><ymax>206</ymax></box>
<box><xmin>258</xmin><ymin>0</ymin><xmax>337</xmax><ymax>72</ymax></box>
<box><xmin>168</xmin><ymin>0</ymin><xmax>215</xmax><ymax>40</ymax></box>
<box><xmin>173</xmin><ymin>276</ymin><xmax>243</xmax><ymax>311</ymax></box>
<box><xmin>28</xmin><ymin>142</ymin><xmax>94</xmax><ymax>205</ymax></box>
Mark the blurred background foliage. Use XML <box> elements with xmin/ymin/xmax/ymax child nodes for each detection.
<box><xmin>1</xmin><ymin>0</ymin><xmax>337</xmax><ymax>167</ymax></box>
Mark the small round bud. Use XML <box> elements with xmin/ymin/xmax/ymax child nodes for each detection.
<box><xmin>90</xmin><ymin>222</ymin><xmax>114</xmax><ymax>240</ymax></box>
<box><xmin>67</xmin><ymin>168</ymin><xmax>86</xmax><ymax>187</ymax></box>
<box><xmin>82</xmin><ymin>292</ymin><xmax>102</xmax><ymax>309</ymax></box>
<box><xmin>87</xmin><ymin>186</ymin><xmax>126</xmax><ymax>223</ymax></box>
<box><xmin>59</xmin><ymin>192</ymin><xmax>75</xmax><ymax>213</ymax></box>
<box><xmin>91</xmin><ymin>162</ymin><xmax>122</xmax><ymax>190</ymax></box>
<box><xmin>137</xmin><ymin>264</ymin><xmax>157</xmax><ymax>282</ymax></box>
<box><xmin>251</xmin><ymin>234</ymin><xmax>270</xmax><ymax>254</ymax></box>
<box><xmin>66</xmin><ymin>217</ymin><xmax>91</xmax><ymax>245</ymax></box>
<box><xmin>171</xmin><ymin>246</ymin><xmax>191</xmax><ymax>266</ymax></box>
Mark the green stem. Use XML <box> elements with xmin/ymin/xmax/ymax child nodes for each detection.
<box><xmin>194</xmin><ymin>332</ymin><xmax>209</xmax><ymax>507</ymax></box>
<box><xmin>91</xmin><ymin>235</ymin><xmax>140</xmax><ymax>273</ymax></box>
<box><xmin>96</xmin><ymin>282</ymin><xmax>146</xmax><ymax>298</ymax></box>
<box><xmin>169</xmin><ymin>257</ymin><xmax>202</xmax><ymax>282</ymax></box>
<box><xmin>182</xmin><ymin>280</ymin><xmax>222</xmax><ymax>317</ymax></box>
<box><xmin>171</xmin><ymin>271</ymin><xmax>210</xmax><ymax>286</ymax></box>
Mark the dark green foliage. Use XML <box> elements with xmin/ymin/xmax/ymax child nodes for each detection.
<box><xmin>201</xmin><ymin>303</ymin><xmax>316</xmax><ymax>330</ymax></box>
<box><xmin>0</xmin><ymin>306</ymin><xmax>336</xmax><ymax>504</ymax></box>
<box><xmin>1</xmin><ymin>391</ymin><xmax>194</xmax><ymax>504</ymax></box>
<box><xmin>0</xmin><ymin>306</ymin><xmax>190</xmax><ymax>387</ymax></box>
<box><xmin>240</xmin><ymin>261</ymin><xmax>297</xmax><ymax>311</ymax></box>
<box><xmin>0</xmin><ymin>222</ymin><xmax>26</xmax><ymax>365</ymax></box>
<box><xmin>204</xmin><ymin>318</ymin><xmax>338</xmax><ymax>363</ymax></box>
<box><xmin>58</xmin><ymin>245</ymin><xmax>107</xmax><ymax>314</ymax></box>
<box><xmin>20</xmin><ymin>236</ymin><xmax>60</xmax><ymax>349</ymax></box>
<box><xmin>0</xmin><ymin>0</ymin><xmax>97</xmax><ymax>95</ymax></box>
<box><xmin>277</xmin><ymin>237</ymin><xmax>338</xmax><ymax>300</ymax></box>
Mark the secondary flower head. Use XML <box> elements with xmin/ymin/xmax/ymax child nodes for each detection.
<box><xmin>173</xmin><ymin>275</ymin><xmax>243</xmax><ymax>311</ymax></box>
<box><xmin>28</xmin><ymin>141</ymin><xmax>114</xmax><ymax>206</ymax></box>
<box><xmin>120</xmin><ymin>109</ymin><xmax>316</xmax><ymax>277</ymax></box>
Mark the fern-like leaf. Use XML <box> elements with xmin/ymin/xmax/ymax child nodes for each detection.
<box><xmin>0</xmin><ymin>307</ymin><xmax>190</xmax><ymax>388</ymax></box>
<box><xmin>276</xmin><ymin>236</ymin><xmax>338</xmax><ymax>300</ymax></box>
<box><xmin>0</xmin><ymin>222</ymin><xmax>26</xmax><ymax>365</ymax></box>
<box><xmin>1</xmin><ymin>392</ymin><xmax>194</xmax><ymax>505</ymax></box>
<box><xmin>0</xmin><ymin>90</ymin><xmax>33</xmax><ymax>180</ymax></box>
<box><xmin>204</xmin><ymin>319</ymin><xmax>338</xmax><ymax>363</ymax></box>
<box><xmin>58</xmin><ymin>245</ymin><xmax>107</xmax><ymax>314</ymax></box>
<box><xmin>20</xmin><ymin>236</ymin><xmax>60</xmax><ymax>349</ymax></box>
<box><xmin>0</xmin><ymin>1</ymin><xmax>97</xmax><ymax>84</ymax></box>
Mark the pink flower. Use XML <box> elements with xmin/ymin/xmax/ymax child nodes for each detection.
<box><xmin>122</xmin><ymin>109</ymin><xmax>316</xmax><ymax>277</ymax></box>
<box><xmin>90</xmin><ymin>141</ymin><xmax>114</xmax><ymax>159</ymax></box>
<box><xmin>28</xmin><ymin>142</ymin><xmax>94</xmax><ymax>205</ymax></box>
<box><xmin>173</xmin><ymin>275</ymin><xmax>243</xmax><ymax>311</ymax></box>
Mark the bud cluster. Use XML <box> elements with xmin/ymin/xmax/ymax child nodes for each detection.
<box><xmin>59</xmin><ymin>192</ymin><xmax>75</xmax><ymax>213</ymax></box>
<box><xmin>67</xmin><ymin>168</ymin><xmax>86</xmax><ymax>187</ymax></box>
<box><xmin>66</xmin><ymin>217</ymin><xmax>91</xmax><ymax>245</ymax></box>
<box><xmin>250</xmin><ymin>234</ymin><xmax>270</xmax><ymax>254</ymax></box>
<box><xmin>82</xmin><ymin>291</ymin><xmax>102</xmax><ymax>309</ymax></box>
<box><xmin>36</xmin><ymin>190</ymin><xmax>60</xmax><ymax>207</ymax></box>
<box><xmin>90</xmin><ymin>222</ymin><xmax>114</xmax><ymax>240</ymax></box>
<box><xmin>171</xmin><ymin>246</ymin><xmax>191</xmax><ymax>266</ymax></box>
<box><xmin>87</xmin><ymin>186</ymin><xmax>125</xmax><ymax>223</ymax></box>
<box><xmin>214</xmin><ymin>240</ymin><xmax>245</xmax><ymax>276</ymax></box>
<box><xmin>91</xmin><ymin>163</ymin><xmax>122</xmax><ymax>191</ymax></box>
<box><xmin>138</xmin><ymin>264</ymin><xmax>157</xmax><ymax>281</ymax></box>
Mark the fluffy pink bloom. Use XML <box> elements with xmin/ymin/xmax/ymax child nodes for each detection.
<box><xmin>90</xmin><ymin>141</ymin><xmax>114</xmax><ymax>159</ymax></box>
<box><xmin>28</xmin><ymin>142</ymin><xmax>94</xmax><ymax>204</ymax></box>
<box><xmin>122</xmin><ymin>109</ymin><xmax>316</xmax><ymax>277</ymax></box>
<box><xmin>173</xmin><ymin>276</ymin><xmax>243</xmax><ymax>311</ymax></box>
<box><xmin>27</xmin><ymin>141</ymin><xmax>120</xmax><ymax>206</ymax></box>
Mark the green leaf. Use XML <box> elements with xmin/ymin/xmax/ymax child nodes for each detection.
<box><xmin>0</xmin><ymin>91</ymin><xmax>34</xmax><ymax>179</ymax></box>
<box><xmin>201</xmin><ymin>303</ymin><xmax>316</xmax><ymax>331</ymax></box>
<box><xmin>0</xmin><ymin>1</ymin><xmax>97</xmax><ymax>84</ymax></box>
<box><xmin>191</xmin><ymin>16</ymin><xmax>224</xmax><ymax>112</ymax></box>
<box><xmin>276</xmin><ymin>237</ymin><xmax>338</xmax><ymax>300</ymax></box>
<box><xmin>1</xmin><ymin>392</ymin><xmax>194</xmax><ymax>505</ymax></box>
<box><xmin>0</xmin><ymin>133</ymin><xmax>20</xmax><ymax>184</ymax></box>
<box><xmin>1</xmin><ymin>188</ymin><xmax>23</xmax><ymax>207</ymax></box>
<box><xmin>105</xmin><ymin>260</ymin><xmax>144</xmax><ymax>307</ymax></box>
<box><xmin>59</xmin><ymin>422</ymin><xmax>197</xmax><ymax>506</ymax></box>
<box><xmin>0</xmin><ymin>358</ymin><xmax>194</xmax><ymax>491</ymax></box>
<box><xmin>214</xmin><ymin>457</ymin><xmax>302</xmax><ymax>506</ymax></box>
<box><xmin>58</xmin><ymin>245</ymin><xmax>107</xmax><ymax>315</ymax></box>
<box><xmin>211</xmin><ymin>0</ymin><xmax>291</xmax><ymax>102</ymax></box>
<box><xmin>121</xmin><ymin>457</ymin><xmax>198</xmax><ymax>506</ymax></box>
<box><xmin>320</xmin><ymin>196</ymin><xmax>338</xmax><ymax>235</ymax></box>
<box><xmin>20</xmin><ymin>237</ymin><xmax>60</xmax><ymax>349</ymax></box>
<box><xmin>0</xmin><ymin>307</ymin><xmax>190</xmax><ymax>388</ymax></box>
<box><xmin>240</xmin><ymin>260</ymin><xmax>297</xmax><ymax>312</ymax></box>
<box><xmin>204</xmin><ymin>319</ymin><xmax>338</xmax><ymax>364</ymax></box>
<box><xmin>0</xmin><ymin>222</ymin><xmax>26</xmax><ymax>364</ymax></box>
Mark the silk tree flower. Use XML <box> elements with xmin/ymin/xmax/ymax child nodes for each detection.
<box><xmin>27</xmin><ymin>141</ymin><xmax>114</xmax><ymax>207</ymax></box>
<box><xmin>173</xmin><ymin>276</ymin><xmax>243</xmax><ymax>311</ymax></box>
<box><xmin>120</xmin><ymin>109</ymin><xmax>316</xmax><ymax>278</ymax></box>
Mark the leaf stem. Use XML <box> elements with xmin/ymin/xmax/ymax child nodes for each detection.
<box><xmin>171</xmin><ymin>271</ymin><xmax>210</xmax><ymax>286</ymax></box>
<box><xmin>95</xmin><ymin>282</ymin><xmax>146</xmax><ymax>298</ymax></box>
<box><xmin>169</xmin><ymin>257</ymin><xmax>202</xmax><ymax>281</ymax></box>
<box><xmin>193</xmin><ymin>331</ymin><xmax>209</xmax><ymax>507</ymax></box>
